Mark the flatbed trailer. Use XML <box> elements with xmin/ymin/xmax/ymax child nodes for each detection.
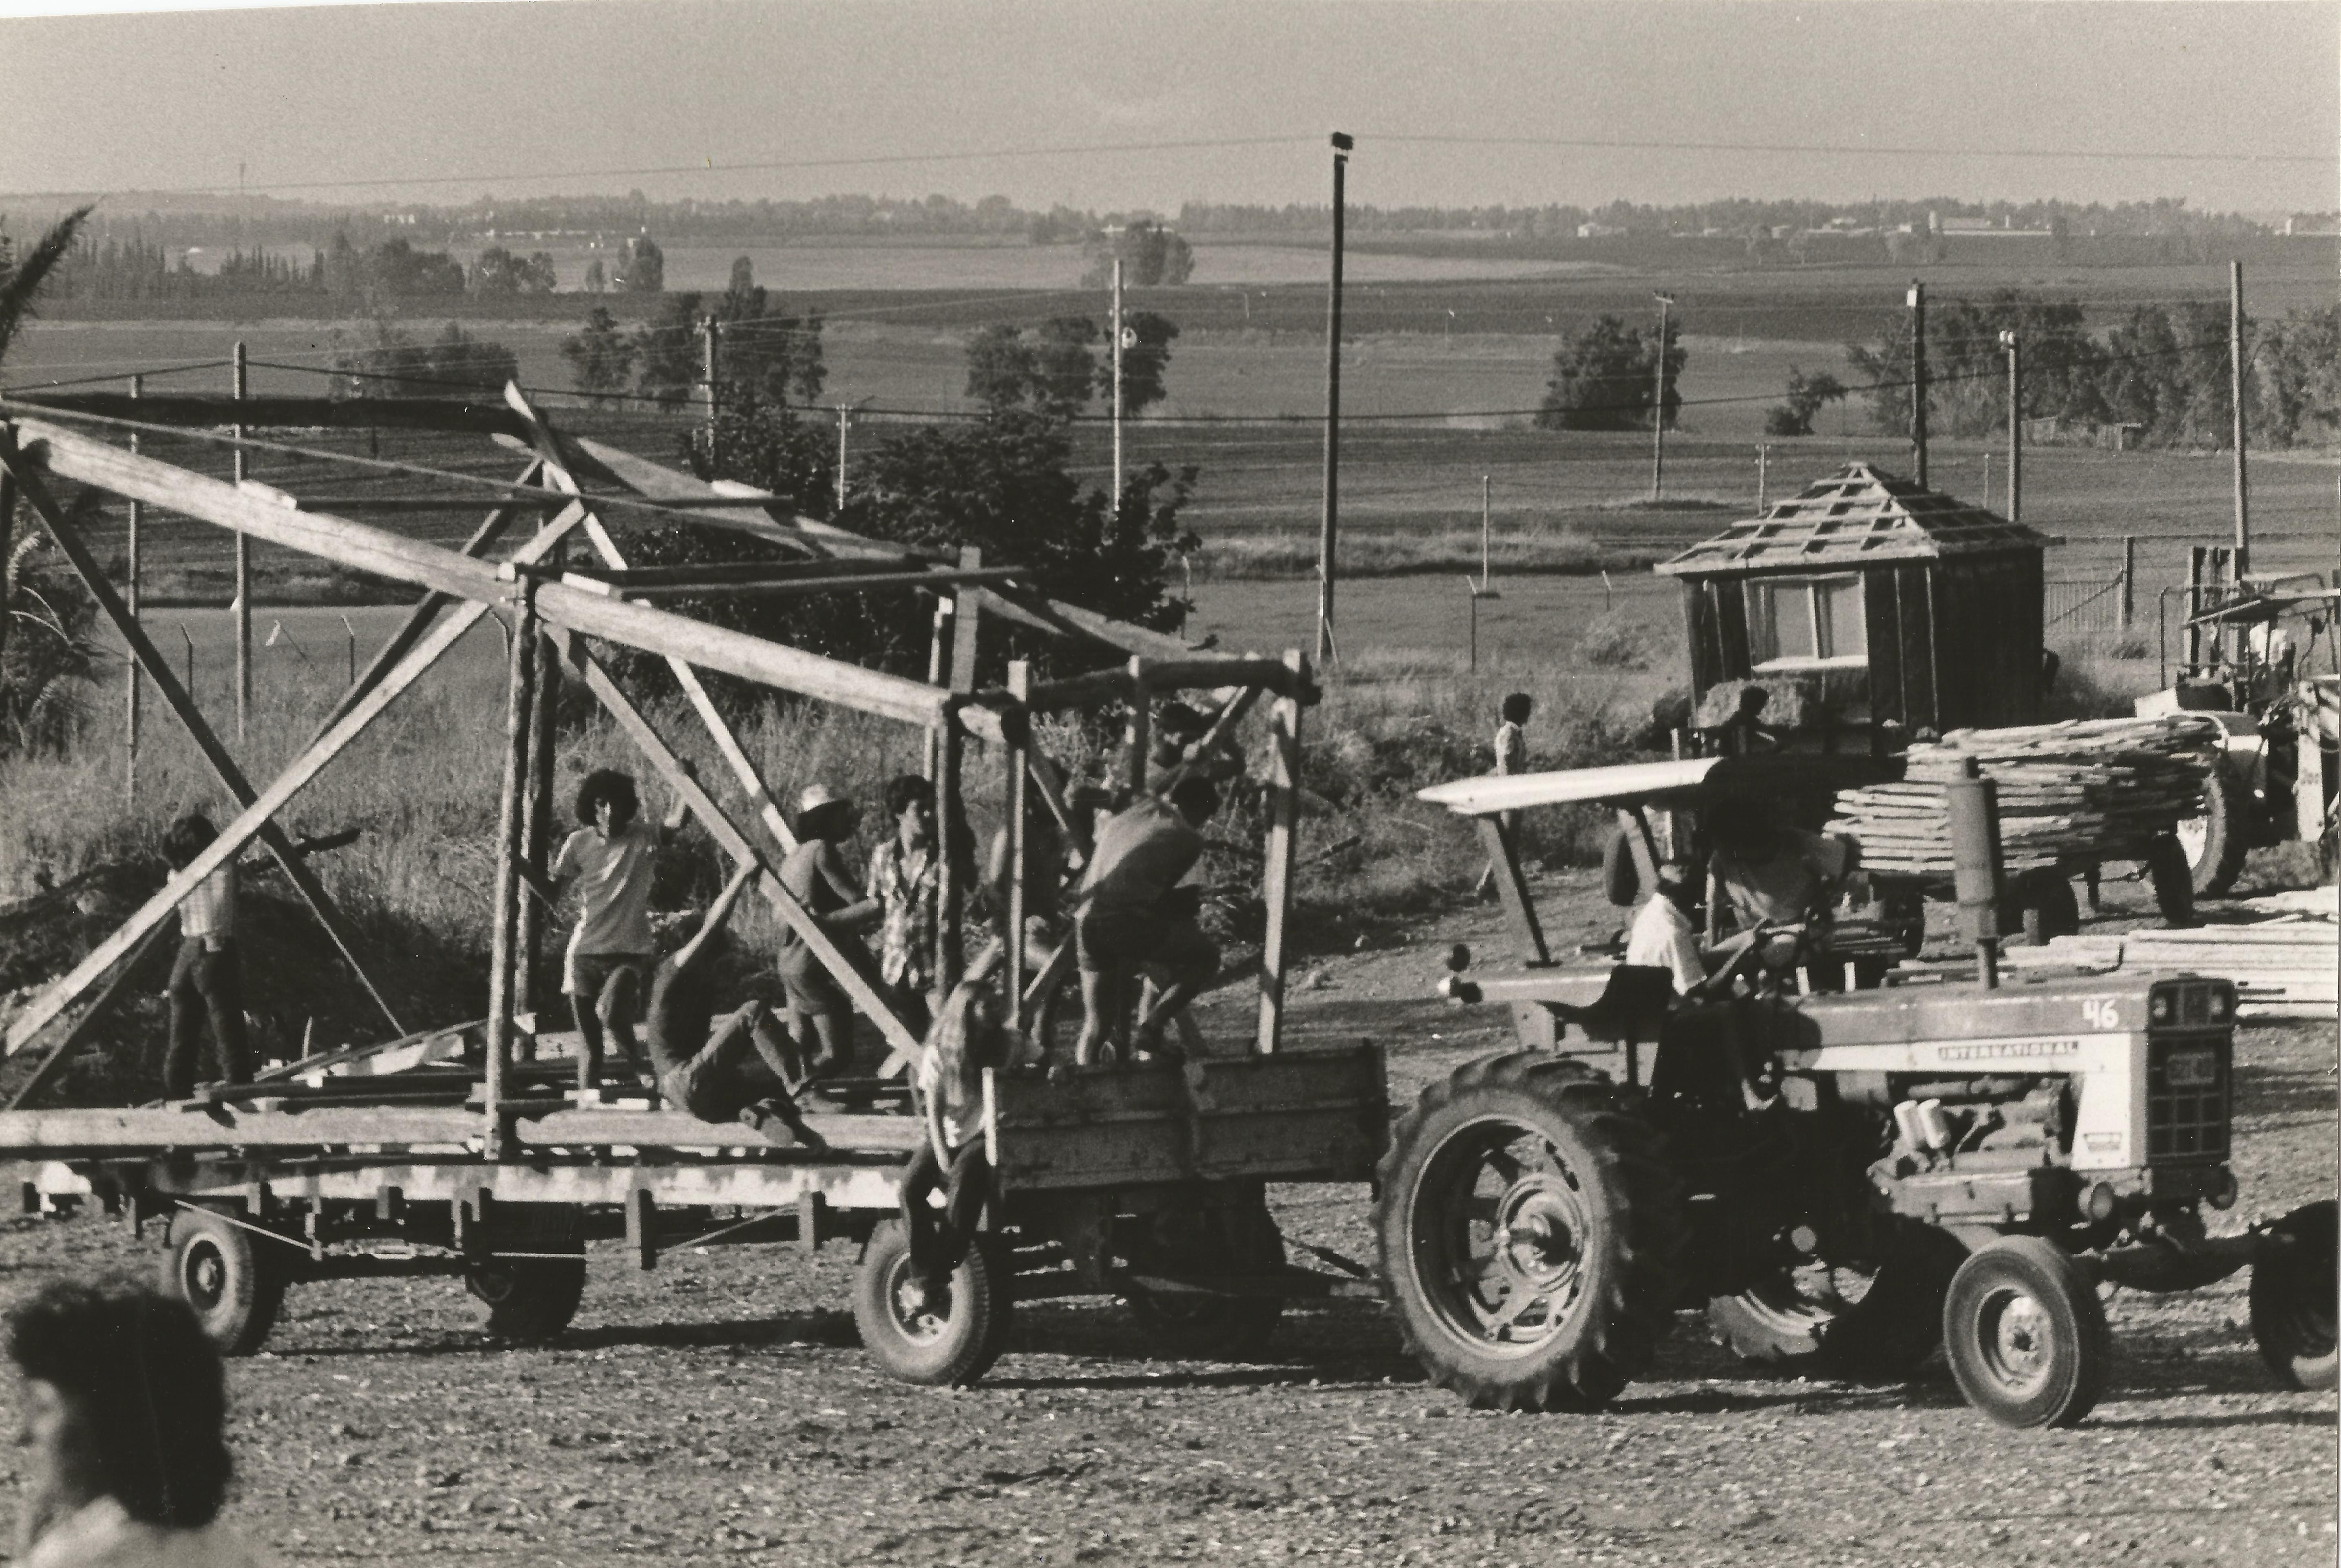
<box><xmin>0</xmin><ymin>383</ymin><xmax>1387</xmax><ymax>1385</ymax></box>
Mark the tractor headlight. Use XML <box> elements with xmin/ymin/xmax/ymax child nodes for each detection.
<box><xmin>2149</xmin><ymin>990</ymin><xmax>2174</xmax><ymax>1025</ymax></box>
<box><xmin>2085</xmin><ymin>1183</ymin><xmax>2120</xmax><ymax>1223</ymax></box>
<box><xmin>2206</xmin><ymin>1169</ymin><xmax>2239</xmax><ymax>1210</ymax></box>
<box><xmin>2207</xmin><ymin>987</ymin><xmax>2233</xmax><ymax>1022</ymax></box>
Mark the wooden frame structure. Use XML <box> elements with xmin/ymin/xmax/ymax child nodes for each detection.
<box><xmin>0</xmin><ymin>383</ymin><xmax>1322</xmax><ymax>1144</ymax></box>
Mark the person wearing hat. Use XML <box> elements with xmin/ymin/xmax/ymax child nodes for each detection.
<box><xmin>776</xmin><ymin>783</ymin><xmax>880</xmax><ymax>1077</ymax></box>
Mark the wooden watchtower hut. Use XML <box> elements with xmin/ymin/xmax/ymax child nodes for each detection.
<box><xmin>1656</xmin><ymin>462</ymin><xmax>2054</xmax><ymax>743</ymax></box>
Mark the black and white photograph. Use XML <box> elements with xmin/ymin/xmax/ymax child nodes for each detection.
<box><xmin>0</xmin><ymin>1</ymin><xmax>2333</xmax><ymax>1562</ymax></box>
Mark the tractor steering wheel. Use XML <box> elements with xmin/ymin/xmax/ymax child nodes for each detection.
<box><xmin>1698</xmin><ymin>921</ymin><xmax>1811</xmax><ymax>999</ymax></box>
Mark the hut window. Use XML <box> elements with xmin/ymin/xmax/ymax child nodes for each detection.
<box><xmin>1745</xmin><ymin>574</ymin><xmax>1867</xmax><ymax>669</ymax></box>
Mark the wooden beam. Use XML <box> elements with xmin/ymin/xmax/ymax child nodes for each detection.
<box><xmin>0</xmin><ymin>441</ymin><xmax>407</xmax><ymax>1045</ymax></box>
<box><xmin>563</xmin><ymin>563</ymin><xmax>1026</xmax><ymax>596</ymax></box>
<box><xmin>482</xmin><ymin>583</ymin><xmax>538</xmax><ymax>1156</ymax></box>
<box><xmin>5</xmin><ymin>925</ymin><xmax>172</xmax><ymax>1109</ymax></box>
<box><xmin>1004</xmin><ymin>662</ymin><xmax>1031</xmax><ymax>1023</ymax></box>
<box><xmin>7</xmin><ymin>391</ymin><xmax>529</xmax><ymax>438</ymax></box>
<box><xmin>508</xmin><ymin>391</ymin><xmax>802</xmax><ymax>860</ymax></box>
<box><xmin>1254</xmin><ymin>652</ymin><xmax>1306</xmax><ymax>1056</ymax></box>
<box><xmin>14</xmin><ymin>417</ymin><xmax>952</xmax><ymax>729</ymax></box>
<box><xmin>554</xmin><ymin>429</ymin><xmax>913</xmax><ymax>561</ymax></box>
<box><xmin>1477</xmin><ymin>814</ymin><xmax>1551</xmax><ymax>966</ymax></box>
<box><xmin>1155</xmin><ymin>686</ymin><xmax>1262</xmax><ymax>795</ymax></box>
<box><xmin>2</xmin><ymin>594</ymin><xmax>484</xmax><ymax>1057</ymax></box>
<box><xmin>555</xmin><ymin>634</ymin><xmax>923</xmax><ymax>1063</ymax></box>
<box><xmin>301</xmin><ymin>460</ymin><xmax>546</xmax><ymax>751</ymax></box>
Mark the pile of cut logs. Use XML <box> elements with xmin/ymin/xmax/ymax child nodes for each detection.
<box><xmin>1831</xmin><ymin>717</ymin><xmax>2218</xmax><ymax>876</ymax></box>
<box><xmin>1999</xmin><ymin>889</ymin><xmax>2339</xmax><ymax>1019</ymax></box>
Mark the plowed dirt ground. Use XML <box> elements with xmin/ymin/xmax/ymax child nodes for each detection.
<box><xmin>0</xmin><ymin>870</ymin><xmax>2331</xmax><ymax>1568</ymax></box>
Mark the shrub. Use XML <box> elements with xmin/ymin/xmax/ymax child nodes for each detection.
<box><xmin>1577</xmin><ymin>611</ymin><xmax>1656</xmax><ymax>670</ymax></box>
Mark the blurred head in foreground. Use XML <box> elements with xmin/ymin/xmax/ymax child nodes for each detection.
<box><xmin>8</xmin><ymin>1280</ymin><xmax>234</xmax><ymax>1558</ymax></box>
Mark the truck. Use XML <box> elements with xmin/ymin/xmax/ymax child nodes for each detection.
<box><xmin>1394</xmin><ymin>753</ymin><xmax>2334</xmax><ymax>1427</ymax></box>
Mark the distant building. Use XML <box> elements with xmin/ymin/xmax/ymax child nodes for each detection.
<box><xmin>2284</xmin><ymin>212</ymin><xmax>2340</xmax><ymax>236</ymax></box>
<box><xmin>1575</xmin><ymin>222</ymin><xmax>1628</xmax><ymax>239</ymax></box>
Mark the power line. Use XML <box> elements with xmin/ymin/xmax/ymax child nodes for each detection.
<box><xmin>1367</xmin><ymin>132</ymin><xmax>2337</xmax><ymax>169</ymax></box>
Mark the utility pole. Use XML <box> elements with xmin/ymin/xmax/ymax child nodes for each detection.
<box><xmin>1315</xmin><ymin>131</ymin><xmax>1352</xmax><ymax>665</ymax></box>
<box><xmin>1111</xmin><ymin>254</ymin><xmax>1126</xmax><ymax>502</ymax></box>
<box><xmin>231</xmin><ymin>341</ymin><xmax>250</xmax><ymax>745</ymax></box>
<box><xmin>1480</xmin><ymin>475</ymin><xmax>1491</xmax><ymax>587</ymax></box>
<box><xmin>1907</xmin><ymin>282</ymin><xmax>1928</xmax><ymax>489</ymax></box>
<box><xmin>1756</xmin><ymin>443</ymin><xmax>1770</xmax><ymax>512</ymax></box>
<box><xmin>126</xmin><ymin>375</ymin><xmax>141</xmax><ymax>801</ymax></box>
<box><xmin>835</xmin><ymin>404</ymin><xmax>851</xmax><ymax>512</ymax></box>
<box><xmin>2229</xmin><ymin>259</ymin><xmax>2251</xmax><ymax>578</ymax></box>
<box><xmin>1650</xmin><ymin>293</ymin><xmax>1674</xmax><ymax>501</ymax></box>
<box><xmin>700</xmin><ymin>317</ymin><xmax>721</xmax><ymax>473</ymax></box>
<box><xmin>2000</xmin><ymin>329</ymin><xmax>2022</xmax><ymax>523</ymax></box>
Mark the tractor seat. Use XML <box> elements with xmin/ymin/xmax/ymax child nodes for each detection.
<box><xmin>1550</xmin><ymin>964</ymin><xmax>1676</xmax><ymax>1046</ymax></box>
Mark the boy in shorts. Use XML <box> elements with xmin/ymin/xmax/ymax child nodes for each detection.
<box><xmin>550</xmin><ymin>768</ymin><xmax>688</xmax><ymax>1090</ymax></box>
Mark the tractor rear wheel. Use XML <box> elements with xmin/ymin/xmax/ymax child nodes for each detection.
<box><xmin>1374</xmin><ymin>1052</ymin><xmax>1684</xmax><ymax>1411</ymax></box>
<box><xmin>2177</xmin><ymin>757</ymin><xmax>2252</xmax><ymax>899</ymax></box>
<box><xmin>1120</xmin><ymin>1198</ymin><xmax>1288</xmax><ymax>1362</ymax></box>
<box><xmin>162</xmin><ymin>1208</ymin><xmax>289</xmax><ymax>1357</ymax></box>
<box><xmin>2250</xmin><ymin>1200</ymin><xmax>2337</xmax><ymax>1391</ymax></box>
<box><xmin>1942</xmin><ymin>1236</ymin><xmax>2107</xmax><ymax>1428</ymax></box>
<box><xmin>1707</xmin><ymin>1224</ymin><xmax>1966</xmax><ymax>1378</ymax></box>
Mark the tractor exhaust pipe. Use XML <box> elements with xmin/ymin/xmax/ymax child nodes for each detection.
<box><xmin>1946</xmin><ymin>756</ymin><xmax>2005</xmax><ymax>989</ymax></box>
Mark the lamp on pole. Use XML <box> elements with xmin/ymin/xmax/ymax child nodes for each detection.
<box><xmin>1650</xmin><ymin>293</ymin><xmax>1674</xmax><ymax>501</ymax></box>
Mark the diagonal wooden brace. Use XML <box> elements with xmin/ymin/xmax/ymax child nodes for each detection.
<box><xmin>0</xmin><ymin>439</ymin><xmax>407</xmax><ymax>1043</ymax></box>
<box><xmin>552</xmin><ymin>631</ymin><xmax>925</xmax><ymax>1069</ymax></box>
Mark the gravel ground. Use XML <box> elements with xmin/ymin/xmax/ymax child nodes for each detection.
<box><xmin>0</xmin><ymin>875</ymin><xmax>2330</xmax><ymax>1567</ymax></box>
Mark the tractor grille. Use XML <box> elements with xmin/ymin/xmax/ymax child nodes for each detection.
<box><xmin>2146</xmin><ymin>1034</ymin><xmax>2231</xmax><ymax>1163</ymax></box>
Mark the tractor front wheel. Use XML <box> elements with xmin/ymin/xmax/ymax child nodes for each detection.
<box><xmin>1708</xmin><ymin>1223</ymin><xmax>1966</xmax><ymax>1378</ymax></box>
<box><xmin>1942</xmin><ymin>1237</ymin><xmax>2107</xmax><ymax>1428</ymax></box>
<box><xmin>1374</xmin><ymin>1052</ymin><xmax>1684</xmax><ymax>1411</ymax></box>
<box><xmin>2250</xmin><ymin>1200</ymin><xmax>2337</xmax><ymax>1391</ymax></box>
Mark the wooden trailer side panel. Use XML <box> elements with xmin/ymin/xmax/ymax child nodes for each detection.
<box><xmin>990</xmin><ymin>1046</ymin><xmax>1387</xmax><ymax>1192</ymax></box>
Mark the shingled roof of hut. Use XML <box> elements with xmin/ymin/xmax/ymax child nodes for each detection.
<box><xmin>1654</xmin><ymin>462</ymin><xmax>2057</xmax><ymax>576</ymax></box>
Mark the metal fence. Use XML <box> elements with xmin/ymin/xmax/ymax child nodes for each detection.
<box><xmin>2044</xmin><ymin>574</ymin><xmax>2129</xmax><ymax>634</ymax></box>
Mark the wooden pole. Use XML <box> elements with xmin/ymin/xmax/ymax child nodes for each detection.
<box><xmin>1756</xmin><ymin>443</ymin><xmax>1769</xmax><ymax>512</ymax></box>
<box><xmin>1111</xmin><ymin>256</ymin><xmax>1125</xmax><ymax>501</ymax></box>
<box><xmin>1004</xmin><ymin>661</ymin><xmax>1031</xmax><ymax>1027</ymax></box>
<box><xmin>2001</xmin><ymin>329</ymin><xmax>2022</xmax><ymax>523</ymax></box>
<box><xmin>923</xmin><ymin>598</ymin><xmax>952</xmax><ymax>782</ymax></box>
<box><xmin>1315</xmin><ymin>133</ymin><xmax>1351</xmax><ymax>664</ymax></box>
<box><xmin>516</xmin><ymin>556</ymin><xmax>562</xmax><ymax>1042</ymax></box>
<box><xmin>0</xmin><ymin>441</ymin><xmax>408</xmax><ymax>1044</ymax></box>
<box><xmin>232</xmin><ymin>342</ymin><xmax>252</xmax><ymax>746</ymax></box>
<box><xmin>1650</xmin><ymin>294</ymin><xmax>1672</xmax><ymax>500</ymax></box>
<box><xmin>2229</xmin><ymin>259</ymin><xmax>2251</xmax><ymax>578</ymax></box>
<box><xmin>935</xmin><ymin>697</ymin><xmax>965</xmax><ymax>999</ymax></box>
<box><xmin>484</xmin><ymin>583</ymin><xmax>537</xmax><ymax>1151</ymax></box>
<box><xmin>1254</xmin><ymin>652</ymin><xmax>1306</xmax><ymax>1055</ymax></box>
<box><xmin>701</xmin><ymin>317</ymin><xmax>721</xmax><ymax>473</ymax></box>
<box><xmin>126</xmin><ymin>375</ymin><xmax>142</xmax><ymax>802</ymax></box>
<box><xmin>2120</xmin><ymin>534</ymin><xmax>2136</xmax><ymax>632</ymax></box>
<box><xmin>1908</xmin><ymin>283</ymin><xmax>1928</xmax><ymax>489</ymax></box>
<box><xmin>1122</xmin><ymin>658</ymin><xmax>1151</xmax><ymax>793</ymax></box>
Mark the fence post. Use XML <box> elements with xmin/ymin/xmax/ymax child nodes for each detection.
<box><xmin>232</xmin><ymin>341</ymin><xmax>251</xmax><ymax>748</ymax></box>
<box><xmin>2118</xmin><ymin>535</ymin><xmax>2136</xmax><ymax>632</ymax></box>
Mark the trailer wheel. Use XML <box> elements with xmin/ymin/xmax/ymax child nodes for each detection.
<box><xmin>2176</xmin><ymin>757</ymin><xmax>2252</xmax><ymax>899</ymax></box>
<box><xmin>852</xmin><ymin>1218</ymin><xmax>1014</xmax><ymax>1387</ymax></box>
<box><xmin>1374</xmin><ymin>1052</ymin><xmax>1684</xmax><ymax>1411</ymax></box>
<box><xmin>1707</xmin><ymin>1224</ymin><xmax>1965</xmax><ymax>1378</ymax></box>
<box><xmin>2001</xmin><ymin>872</ymin><xmax>2080</xmax><ymax>947</ymax></box>
<box><xmin>1119</xmin><ymin>1199</ymin><xmax>1287</xmax><ymax>1361</ymax></box>
<box><xmin>466</xmin><ymin>1205</ymin><xmax>586</xmax><ymax>1344</ymax></box>
<box><xmin>2250</xmin><ymin>1200</ymin><xmax>2337</xmax><ymax>1391</ymax></box>
<box><xmin>163</xmin><ymin>1208</ymin><xmax>289</xmax><ymax>1357</ymax></box>
<box><xmin>1943</xmin><ymin>1236</ymin><xmax>2107</xmax><ymax>1428</ymax></box>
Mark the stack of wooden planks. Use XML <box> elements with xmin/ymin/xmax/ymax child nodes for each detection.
<box><xmin>1831</xmin><ymin>716</ymin><xmax>2218</xmax><ymax>875</ymax></box>
<box><xmin>1999</xmin><ymin>888</ymin><xmax>2339</xmax><ymax>1018</ymax></box>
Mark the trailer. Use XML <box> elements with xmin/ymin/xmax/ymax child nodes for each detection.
<box><xmin>0</xmin><ymin>387</ymin><xmax>1387</xmax><ymax>1384</ymax></box>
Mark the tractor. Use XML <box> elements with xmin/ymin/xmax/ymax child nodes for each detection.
<box><xmin>2145</xmin><ymin>568</ymin><xmax>2340</xmax><ymax>896</ymax></box>
<box><xmin>1375</xmin><ymin>753</ymin><xmax>2334</xmax><ymax>1428</ymax></box>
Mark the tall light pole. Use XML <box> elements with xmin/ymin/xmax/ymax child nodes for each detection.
<box><xmin>2228</xmin><ymin>259</ymin><xmax>2251</xmax><ymax>577</ymax></box>
<box><xmin>1111</xmin><ymin>254</ymin><xmax>1126</xmax><ymax>503</ymax></box>
<box><xmin>1650</xmin><ymin>293</ymin><xmax>1674</xmax><ymax>501</ymax></box>
<box><xmin>1316</xmin><ymin>131</ymin><xmax>1352</xmax><ymax>665</ymax></box>
<box><xmin>2000</xmin><ymin>329</ymin><xmax>2022</xmax><ymax>522</ymax></box>
<box><xmin>1908</xmin><ymin>281</ymin><xmax>1929</xmax><ymax>488</ymax></box>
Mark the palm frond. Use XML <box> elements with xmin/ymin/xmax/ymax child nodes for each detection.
<box><xmin>0</xmin><ymin>205</ymin><xmax>94</xmax><ymax>364</ymax></box>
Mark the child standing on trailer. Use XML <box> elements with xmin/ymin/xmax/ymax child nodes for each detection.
<box><xmin>550</xmin><ymin>769</ymin><xmax>688</xmax><ymax>1091</ymax></box>
<box><xmin>160</xmin><ymin>813</ymin><xmax>253</xmax><ymax>1099</ymax></box>
<box><xmin>1475</xmin><ymin>692</ymin><xmax>1534</xmax><ymax>901</ymax></box>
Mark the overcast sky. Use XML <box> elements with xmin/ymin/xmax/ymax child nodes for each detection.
<box><xmin>0</xmin><ymin>0</ymin><xmax>2332</xmax><ymax>215</ymax></box>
